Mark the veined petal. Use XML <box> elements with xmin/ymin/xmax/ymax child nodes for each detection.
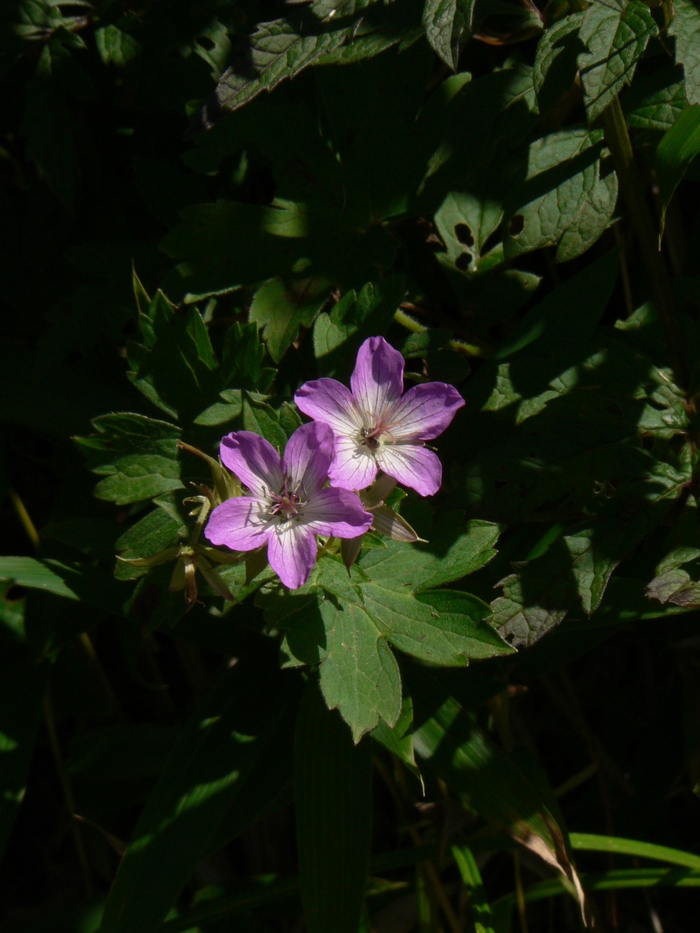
<box><xmin>283</xmin><ymin>422</ymin><xmax>334</xmax><ymax>497</ymax></box>
<box><xmin>350</xmin><ymin>337</ymin><xmax>404</xmax><ymax>422</ymax></box>
<box><xmin>294</xmin><ymin>378</ymin><xmax>360</xmax><ymax>434</ymax></box>
<box><xmin>204</xmin><ymin>496</ymin><xmax>273</xmax><ymax>551</ymax></box>
<box><xmin>302</xmin><ymin>487</ymin><xmax>373</xmax><ymax>538</ymax></box>
<box><xmin>268</xmin><ymin>523</ymin><xmax>316</xmax><ymax>590</ymax></box>
<box><xmin>328</xmin><ymin>434</ymin><xmax>378</xmax><ymax>491</ymax></box>
<box><xmin>389</xmin><ymin>382</ymin><xmax>465</xmax><ymax>442</ymax></box>
<box><xmin>220</xmin><ymin>432</ymin><xmax>283</xmax><ymax>496</ymax></box>
<box><xmin>374</xmin><ymin>444</ymin><xmax>442</xmax><ymax>497</ymax></box>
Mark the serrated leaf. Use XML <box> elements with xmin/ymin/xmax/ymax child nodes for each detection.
<box><xmin>193</xmin><ymin>389</ymin><xmax>243</xmax><ymax>427</ymax></box>
<box><xmin>194</xmin><ymin>0</ymin><xmax>422</xmax><ymax>125</ymax></box>
<box><xmin>422</xmin><ymin>0</ymin><xmax>478</xmax><ymax>71</ymax></box>
<box><xmin>127</xmin><ymin>291</ymin><xmax>221</xmax><ymax>421</ymax></box>
<box><xmin>669</xmin><ymin>0</ymin><xmax>700</xmax><ymax>105</ymax></box>
<box><xmin>578</xmin><ymin>0</ymin><xmax>658</xmax><ymax>123</ymax></box>
<box><xmin>435</xmin><ymin>190</ymin><xmax>503</xmax><ymax>269</ymax></box>
<box><xmin>75</xmin><ymin>413</ymin><xmax>183</xmax><ymax>505</ymax></box>
<box><xmin>241</xmin><ymin>393</ymin><xmax>288</xmax><ymax>450</ymax></box>
<box><xmin>0</xmin><ymin>556</ymin><xmax>83</xmax><ymax>600</ymax></box>
<box><xmin>371</xmin><ymin>694</ymin><xmax>421</xmax><ymax>779</ymax></box>
<box><xmin>624</xmin><ymin>64</ymin><xmax>688</xmax><ymax>131</ymax></box>
<box><xmin>273</xmin><ymin>520</ymin><xmax>503</xmax><ymax>740</ymax></box>
<box><xmin>115</xmin><ymin>506</ymin><xmax>188</xmax><ymax>580</ymax></box>
<box><xmin>312</xmin><ymin>278</ymin><xmax>406</xmax><ymax>376</ymax></box>
<box><xmin>504</xmin><ymin>128</ymin><xmax>618</xmax><ymax>263</ymax></box>
<box><xmin>250</xmin><ymin>275</ymin><xmax>330</xmax><ymax>364</ymax></box>
<box><xmin>294</xmin><ymin>680</ymin><xmax>372</xmax><ymax>933</ymax></box>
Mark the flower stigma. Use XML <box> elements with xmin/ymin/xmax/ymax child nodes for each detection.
<box><xmin>267</xmin><ymin>475</ymin><xmax>307</xmax><ymax>522</ymax></box>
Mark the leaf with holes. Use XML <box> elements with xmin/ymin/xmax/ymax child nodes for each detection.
<box><xmin>504</xmin><ymin>128</ymin><xmax>618</xmax><ymax>263</ymax></box>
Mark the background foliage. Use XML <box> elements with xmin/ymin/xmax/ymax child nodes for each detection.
<box><xmin>2</xmin><ymin>0</ymin><xmax>700</xmax><ymax>930</ymax></box>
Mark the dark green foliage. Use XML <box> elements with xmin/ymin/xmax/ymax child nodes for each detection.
<box><xmin>3</xmin><ymin>1</ymin><xmax>700</xmax><ymax>931</ymax></box>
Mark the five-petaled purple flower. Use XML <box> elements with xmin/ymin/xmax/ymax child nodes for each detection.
<box><xmin>295</xmin><ymin>336</ymin><xmax>465</xmax><ymax>496</ymax></box>
<box><xmin>204</xmin><ymin>422</ymin><xmax>373</xmax><ymax>590</ymax></box>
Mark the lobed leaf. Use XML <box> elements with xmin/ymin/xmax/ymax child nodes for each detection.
<box><xmin>75</xmin><ymin>414</ymin><xmax>183</xmax><ymax>505</ymax></box>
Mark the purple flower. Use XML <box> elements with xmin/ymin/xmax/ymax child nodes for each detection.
<box><xmin>295</xmin><ymin>336</ymin><xmax>465</xmax><ymax>496</ymax></box>
<box><xmin>204</xmin><ymin>422</ymin><xmax>373</xmax><ymax>590</ymax></box>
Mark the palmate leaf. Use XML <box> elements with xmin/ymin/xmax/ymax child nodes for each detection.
<box><xmin>193</xmin><ymin>0</ymin><xmax>423</xmax><ymax>128</ymax></box>
<box><xmin>533</xmin><ymin>13</ymin><xmax>585</xmax><ymax>114</ymax></box>
<box><xmin>624</xmin><ymin>65</ymin><xmax>689</xmax><ymax>132</ymax></box>
<box><xmin>266</xmin><ymin>518</ymin><xmax>510</xmax><ymax>740</ymax></box>
<box><xmin>646</xmin><ymin>501</ymin><xmax>700</xmax><ymax>609</ymax></box>
<box><xmin>578</xmin><ymin>0</ymin><xmax>658</xmax><ymax>123</ymax></box>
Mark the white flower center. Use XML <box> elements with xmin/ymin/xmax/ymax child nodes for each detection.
<box><xmin>267</xmin><ymin>474</ymin><xmax>308</xmax><ymax>523</ymax></box>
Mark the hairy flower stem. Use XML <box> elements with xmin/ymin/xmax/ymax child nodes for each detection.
<box><xmin>600</xmin><ymin>97</ymin><xmax>687</xmax><ymax>386</ymax></box>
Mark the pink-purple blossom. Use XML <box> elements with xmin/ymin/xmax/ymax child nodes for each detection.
<box><xmin>295</xmin><ymin>337</ymin><xmax>465</xmax><ymax>496</ymax></box>
<box><xmin>204</xmin><ymin>422</ymin><xmax>373</xmax><ymax>590</ymax></box>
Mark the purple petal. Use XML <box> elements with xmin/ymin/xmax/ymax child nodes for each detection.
<box><xmin>204</xmin><ymin>496</ymin><xmax>273</xmax><ymax>551</ymax></box>
<box><xmin>268</xmin><ymin>523</ymin><xmax>316</xmax><ymax>589</ymax></box>
<box><xmin>283</xmin><ymin>422</ymin><xmax>334</xmax><ymax>497</ymax></box>
<box><xmin>374</xmin><ymin>444</ymin><xmax>443</xmax><ymax>497</ymax></box>
<box><xmin>220</xmin><ymin>432</ymin><xmax>283</xmax><ymax>496</ymax></box>
<box><xmin>302</xmin><ymin>487</ymin><xmax>373</xmax><ymax>538</ymax></box>
<box><xmin>350</xmin><ymin>337</ymin><xmax>404</xmax><ymax>423</ymax></box>
<box><xmin>294</xmin><ymin>378</ymin><xmax>359</xmax><ymax>434</ymax></box>
<box><xmin>388</xmin><ymin>382</ymin><xmax>465</xmax><ymax>442</ymax></box>
<box><xmin>328</xmin><ymin>435</ymin><xmax>378</xmax><ymax>491</ymax></box>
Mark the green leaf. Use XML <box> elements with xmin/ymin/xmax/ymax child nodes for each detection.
<box><xmin>422</xmin><ymin>0</ymin><xmax>478</xmax><ymax>71</ymax></box>
<box><xmin>656</xmin><ymin>104</ymin><xmax>700</xmax><ymax>232</ymax></box>
<box><xmin>272</xmin><ymin>519</ymin><xmax>505</xmax><ymax>740</ymax></box>
<box><xmin>193</xmin><ymin>389</ymin><xmax>243</xmax><ymax>428</ymax></box>
<box><xmin>250</xmin><ymin>276</ymin><xmax>330</xmax><ymax>364</ymax></box>
<box><xmin>197</xmin><ymin>0</ymin><xmax>422</xmax><ymax>123</ymax></box>
<box><xmin>75</xmin><ymin>414</ymin><xmax>183</xmax><ymax>505</ymax></box>
<box><xmin>99</xmin><ymin>650</ymin><xmax>302</xmax><ymax>933</ymax></box>
<box><xmin>115</xmin><ymin>505</ymin><xmax>188</xmax><ymax>580</ymax></box>
<box><xmin>294</xmin><ymin>680</ymin><xmax>372</xmax><ymax>933</ymax></box>
<box><xmin>669</xmin><ymin>0</ymin><xmax>700</xmax><ymax>105</ymax></box>
<box><xmin>127</xmin><ymin>291</ymin><xmax>221</xmax><ymax>421</ymax></box>
<box><xmin>241</xmin><ymin>393</ymin><xmax>288</xmax><ymax>451</ymax></box>
<box><xmin>504</xmin><ymin>128</ymin><xmax>618</xmax><ymax>263</ymax></box>
<box><xmin>95</xmin><ymin>25</ymin><xmax>141</xmax><ymax>66</ymax></box>
<box><xmin>371</xmin><ymin>694</ymin><xmax>421</xmax><ymax>780</ymax></box>
<box><xmin>624</xmin><ymin>64</ymin><xmax>688</xmax><ymax>131</ymax></box>
<box><xmin>312</xmin><ymin>278</ymin><xmax>406</xmax><ymax>376</ymax></box>
<box><xmin>221</xmin><ymin>322</ymin><xmax>273</xmax><ymax>392</ymax></box>
<box><xmin>533</xmin><ymin>13</ymin><xmax>585</xmax><ymax>114</ymax></box>
<box><xmin>578</xmin><ymin>0</ymin><xmax>658</xmax><ymax>124</ymax></box>
<box><xmin>0</xmin><ymin>556</ymin><xmax>83</xmax><ymax>600</ymax></box>
<box><xmin>435</xmin><ymin>190</ymin><xmax>503</xmax><ymax>270</ymax></box>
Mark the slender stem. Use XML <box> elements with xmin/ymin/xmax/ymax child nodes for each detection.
<box><xmin>514</xmin><ymin>850</ymin><xmax>529</xmax><ymax>933</ymax></box>
<box><xmin>9</xmin><ymin>488</ymin><xmax>40</xmax><ymax>551</ymax></box>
